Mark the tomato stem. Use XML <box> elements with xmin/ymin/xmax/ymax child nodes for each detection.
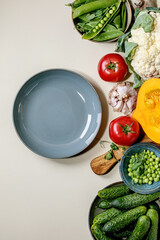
<box><xmin>104</xmin><ymin>59</ymin><xmax>118</xmax><ymax>72</ymax></box>
<box><xmin>119</xmin><ymin>122</ymin><xmax>136</xmax><ymax>135</ymax></box>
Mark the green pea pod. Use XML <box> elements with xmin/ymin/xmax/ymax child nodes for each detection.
<box><xmin>93</xmin><ymin>29</ymin><xmax>123</xmax><ymax>41</ymax></box>
<box><xmin>113</xmin><ymin>14</ymin><xmax>121</xmax><ymax>29</ymax></box>
<box><xmin>73</xmin><ymin>0</ymin><xmax>87</xmax><ymax>7</ymax></box>
<box><xmin>83</xmin><ymin>0</ymin><xmax>122</xmax><ymax>39</ymax></box>
<box><xmin>73</xmin><ymin>0</ymin><xmax>118</xmax><ymax>19</ymax></box>
<box><xmin>121</xmin><ymin>1</ymin><xmax>127</xmax><ymax>31</ymax></box>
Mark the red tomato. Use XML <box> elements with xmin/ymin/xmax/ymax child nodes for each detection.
<box><xmin>98</xmin><ymin>53</ymin><xmax>128</xmax><ymax>82</ymax></box>
<box><xmin>109</xmin><ymin>116</ymin><xmax>140</xmax><ymax>146</ymax></box>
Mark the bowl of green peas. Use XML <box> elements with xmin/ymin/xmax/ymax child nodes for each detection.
<box><xmin>120</xmin><ymin>142</ymin><xmax>160</xmax><ymax>194</ymax></box>
<box><xmin>69</xmin><ymin>0</ymin><xmax>132</xmax><ymax>42</ymax></box>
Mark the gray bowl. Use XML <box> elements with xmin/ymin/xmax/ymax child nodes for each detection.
<box><xmin>120</xmin><ymin>142</ymin><xmax>160</xmax><ymax>194</ymax></box>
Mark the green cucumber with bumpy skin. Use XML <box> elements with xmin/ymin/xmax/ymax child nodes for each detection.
<box><xmin>93</xmin><ymin>208</ymin><xmax>122</xmax><ymax>224</ymax></box>
<box><xmin>128</xmin><ymin>215</ymin><xmax>150</xmax><ymax>240</ymax></box>
<box><xmin>91</xmin><ymin>224</ymin><xmax>114</xmax><ymax>240</ymax></box>
<box><xmin>146</xmin><ymin>209</ymin><xmax>159</xmax><ymax>240</ymax></box>
<box><xmin>112</xmin><ymin>224</ymin><xmax>135</xmax><ymax>238</ymax></box>
<box><xmin>112</xmin><ymin>229</ymin><xmax>132</xmax><ymax>238</ymax></box>
<box><xmin>111</xmin><ymin>191</ymin><xmax>160</xmax><ymax>209</ymax></box>
<box><xmin>147</xmin><ymin>202</ymin><xmax>160</xmax><ymax>211</ymax></box>
<box><xmin>98</xmin><ymin>184</ymin><xmax>131</xmax><ymax>200</ymax></box>
<box><xmin>98</xmin><ymin>200</ymin><xmax>112</xmax><ymax>209</ymax></box>
<box><xmin>103</xmin><ymin>206</ymin><xmax>147</xmax><ymax>233</ymax></box>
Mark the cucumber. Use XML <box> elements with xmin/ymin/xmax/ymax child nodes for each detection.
<box><xmin>98</xmin><ymin>184</ymin><xmax>131</xmax><ymax>200</ymax></box>
<box><xmin>91</xmin><ymin>224</ymin><xmax>114</xmax><ymax>240</ymax></box>
<box><xmin>146</xmin><ymin>209</ymin><xmax>159</xmax><ymax>240</ymax></box>
<box><xmin>147</xmin><ymin>202</ymin><xmax>160</xmax><ymax>212</ymax></box>
<box><xmin>98</xmin><ymin>200</ymin><xmax>112</xmax><ymax>209</ymax></box>
<box><xmin>112</xmin><ymin>229</ymin><xmax>133</xmax><ymax>238</ymax></box>
<box><xmin>93</xmin><ymin>208</ymin><xmax>122</xmax><ymax>224</ymax></box>
<box><xmin>111</xmin><ymin>191</ymin><xmax>160</xmax><ymax>209</ymax></box>
<box><xmin>128</xmin><ymin>215</ymin><xmax>150</xmax><ymax>240</ymax></box>
<box><xmin>102</xmin><ymin>206</ymin><xmax>147</xmax><ymax>233</ymax></box>
<box><xmin>112</xmin><ymin>224</ymin><xmax>135</xmax><ymax>238</ymax></box>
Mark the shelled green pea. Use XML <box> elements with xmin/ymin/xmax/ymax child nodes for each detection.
<box><xmin>92</xmin><ymin>6</ymin><xmax>117</xmax><ymax>34</ymax></box>
<box><xmin>127</xmin><ymin>150</ymin><xmax>160</xmax><ymax>185</ymax></box>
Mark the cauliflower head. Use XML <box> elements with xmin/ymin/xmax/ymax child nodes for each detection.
<box><xmin>128</xmin><ymin>12</ymin><xmax>160</xmax><ymax>79</ymax></box>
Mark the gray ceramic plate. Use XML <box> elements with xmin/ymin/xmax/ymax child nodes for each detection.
<box><xmin>13</xmin><ymin>69</ymin><xmax>102</xmax><ymax>158</ymax></box>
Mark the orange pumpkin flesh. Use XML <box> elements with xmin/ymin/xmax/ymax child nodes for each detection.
<box><xmin>132</xmin><ymin>78</ymin><xmax>160</xmax><ymax>143</ymax></box>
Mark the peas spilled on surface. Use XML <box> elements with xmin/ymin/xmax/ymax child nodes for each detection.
<box><xmin>128</xmin><ymin>150</ymin><xmax>160</xmax><ymax>185</ymax></box>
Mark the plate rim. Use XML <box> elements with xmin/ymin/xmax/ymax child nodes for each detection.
<box><xmin>12</xmin><ymin>68</ymin><xmax>102</xmax><ymax>159</ymax></box>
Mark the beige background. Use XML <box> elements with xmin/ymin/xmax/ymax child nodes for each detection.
<box><xmin>1</xmin><ymin>1</ymin><xmax>159</xmax><ymax>239</ymax></box>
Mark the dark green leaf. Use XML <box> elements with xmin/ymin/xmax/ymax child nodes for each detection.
<box><xmin>121</xmin><ymin>2</ymin><xmax>127</xmax><ymax>31</ymax></box>
<box><xmin>110</xmin><ymin>143</ymin><xmax>119</xmax><ymax>150</ymax></box>
<box><xmin>133</xmin><ymin>72</ymin><xmax>143</xmax><ymax>89</ymax></box>
<box><xmin>103</xmin><ymin>24</ymin><xmax>117</xmax><ymax>32</ymax></box>
<box><xmin>95</xmin><ymin>9</ymin><xmax>103</xmax><ymax>17</ymax></box>
<box><xmin>104</xmin><ymin>150</ymin><xmax>113</xmax><ymax>160</ymax></box>
<box><xmin>79</xmin><ymin>13</ymin><xmax>96</xmax><ymax>22</ymax></box>
<box><xmin>125</xmin><ymin>58</ymin><xmax>134</xmax><ymax>73</ymax></box>
<box><xmin>134</xmin><ymin>8</ymin><xmax>141</xmax><ymax>18</ymax></box>
<box><xmin>113</xmin><ymin>15</ymin><xmax>121</xmax><ymax>29</ymax></box>
<box><xmin>132</xmin><ymin>162</ymin><xmax>142</xmax><ymax>171</ymax></box>
<box><xmin>93</xmin><ymin>29</ymin><xmax>124</xmax><ymax>41</ymax></box>
<box><xmin>136</xmin><ymin>166</ymin><xmax>144</xmax><ymax>176</ymax></box>
<box><xmin>132</xmin><ymin>12</ymin><xmax>153</xmax><ymax>33</ymax></box>
<box><xmin>146</xmin><ymin>7</ymin><xmax>160</xmax><ymax>13</ymax></box>
<box><xmin>116</xmin><ymin>31</ymin><xmax>131</xmax><ymax>52</ymax></box>
<box><xmin>125</xmin><ymin>41</ymin><xmax>138</xmax><ymax>59</ymax></box>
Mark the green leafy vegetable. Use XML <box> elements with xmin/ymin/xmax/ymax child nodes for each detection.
<box><xmin>125</xmin><ymin>41</ymin><xmax>138</xmax><ymax>59</ymax></box>
<box><xmin>133</xmin><ymin>72</ymin><xmax>143</xmax><ymax>89</ymax></box>
<box><xmin>116</xmin><ymin>31</ymin><xmax>131</xmax><ymax>52</ymax></box>
<box><xmin>104</xmin><ymin>150</ymin><xmax>113</xmax><ymax>160</ymax></box>
<box><xmin>132</xmin><ymin>12</ymin><xmax>153</xmax><ymax>33</ymax></box>
<box><xmin>121</xmin><ymin>1</ymin><xmax>127</xmax><ymax>31</ymax></box>
<box><xmin>103</xmin><ymin>24</ymin><xmax>117</xmax><ymax>31</ymax></box>
<box><xmin>134</xmin><ymin>8</ymin><xmax>141</xmax><ymax>18</ymax></box>
<box><xmin>146</xmin><ymin>7</ymin><xmax>160</xmax><ymax>13</ymax></box>
<box><xmin>110</xmin><ymin>143</ymin><xmax>119</xmax><ymax>150</ymax></box>
<box><xmin>125</xmin><ymin>58</ymin><xmax>133</xmax><ymax>73</ymax></box>
<box><xmin>93</xmin><ymin>29</ymin><xmax>123</xmax><ymax>41</ymax></box>
<box><xmin>113</xmin><ymin>14</ymin><xmax>121</xmax><ymax>29</ymax></box>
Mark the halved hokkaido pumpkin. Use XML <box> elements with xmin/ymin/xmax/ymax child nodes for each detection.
<box><xmin>132</xmin><ymin>78</ymin><xmax>160</xmax><ymax>143</ymax></box>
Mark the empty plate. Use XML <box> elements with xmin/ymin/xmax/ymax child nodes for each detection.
<box><xmin>13</xmin><ymin>69</ymin><xmax>102</xmax><ymax>158</ymax></box>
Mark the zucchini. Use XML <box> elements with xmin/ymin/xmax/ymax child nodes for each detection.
<box><xmin>128</xmin><ymin>215</ymin><xmax>150</xmax><ymax>240</ymax></box>
<box><xmin>98</xmin><ymin>184</ymin><xmax>131</xmax><ymax>200</ymax></box>
<box><xmin>93</xmin><ymin>208</ymin><xmax>122</xmax><ymax>224</ymax></box>
<box><xmin>98</xmin><ymin>200</ymin><xmax>112</xmax><ymax>209</ymax></box>
<box><xmin>111</xmin><ymin>191</ymin><xmax>160</xmax><ymax>209</ymax></box>
<box><xmin>147</xmin><ymin>202</ymin><xmax>160</xmax><ymax>212</ymax></box>
<box><xmin>146</xmin><ymin>209</ymin><xmax>159</xmax><ymax>240</ymax></box>
<box><xmin>91</xmin><ymin>223</ymin><xmax>114</xmax><ymax>240</ymax></box>
<box><xmin>102</xmin><ymin>206</ymin><xmax>147</xmax><ymax>233</ymax></box>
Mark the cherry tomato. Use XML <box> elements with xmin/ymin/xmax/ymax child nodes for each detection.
<box><xmin>98</xmin><ymin>53</ymin><xmax>128</xmax><ymax>82</ymax></box>
<box><xmin>109</xmin><ymin>116</ymin><xmax>140</xmax><ymax>146</ymax></box>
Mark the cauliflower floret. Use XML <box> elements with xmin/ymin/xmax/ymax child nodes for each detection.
<box><xmin>128</xmin><ymin>12</ymin><xmax>160</xmax><ymax>78</ymax></box>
